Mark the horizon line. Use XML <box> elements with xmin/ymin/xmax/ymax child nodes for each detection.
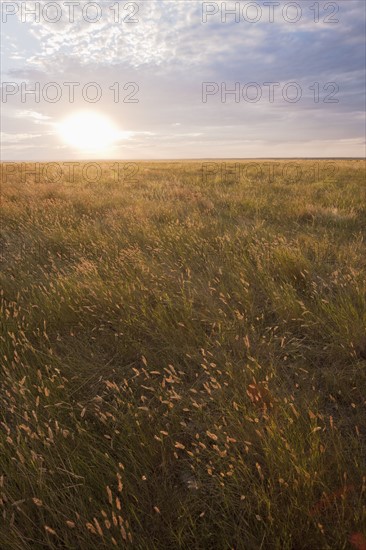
<box><xmin>1</xmin><ymin>157</ymin><xmax>365</xmax><ymax>163</ymax></box>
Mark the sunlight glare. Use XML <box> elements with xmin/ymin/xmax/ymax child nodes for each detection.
<box><xmin>58</xmin><ymin>111</ymin><xmax>122</xmax><ymax>151</ymax></box>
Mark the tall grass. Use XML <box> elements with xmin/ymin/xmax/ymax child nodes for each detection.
<box><xmin>0</xmin><ymin>160</ymin><xmax>365</xmax><ymax>549</ymax></box>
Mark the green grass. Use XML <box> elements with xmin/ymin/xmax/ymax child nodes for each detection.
<box><xmin>0</xmin><ymin>159</ymin><xmax>365</xmax><ymax>549</ymax></box>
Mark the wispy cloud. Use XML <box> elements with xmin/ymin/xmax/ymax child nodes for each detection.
<box><xmin>1</xmin><ymin>0</ymin><xmax>365</xmax><ymax>159</ymax></box>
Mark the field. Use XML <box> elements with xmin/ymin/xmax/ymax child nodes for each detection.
<box><xmin>0</xmin><ymin>160</ymin><xmax>365</xmax><ymax>549</ymax></box>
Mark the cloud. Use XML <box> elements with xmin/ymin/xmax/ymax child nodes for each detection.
<box><xmin>1</xmin><ymin>0</ymin><xmax>365</xmax><ymax>159</ymax></box>
<box><xmin>14</xmin><ymin>109</ymin><xmax>52</xmax><ymax>123</ymax></box>
<box><xmin>0</xmin><ymin>131</ymin><xmax>43</xmax><ymax>143</ymax></box>
<box><xmin>9</xmin><ymin>1</ymin><xmax>364</xmax><ymax>73</ymax></box>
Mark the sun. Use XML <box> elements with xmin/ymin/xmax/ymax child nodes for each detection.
<box><xmin>57</xmin><ymin>111</ymin><xmax>122</xmax><ymax>151</ymax></box>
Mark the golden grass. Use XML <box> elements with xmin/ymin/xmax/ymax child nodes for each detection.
<box><xmin>0</xmin><ymin>159</ymin><xmax>365</xmax><ymax>549</ymax></box>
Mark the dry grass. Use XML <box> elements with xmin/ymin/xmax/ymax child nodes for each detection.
<box><xmin>0</xmin><ymin>159</ymin><xmax>365</xmax><ymax>549</ymax></box>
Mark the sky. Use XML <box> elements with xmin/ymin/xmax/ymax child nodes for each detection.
<box><xmin>1</xmin><ymin>0</ymin><xmax>365</xmax><ymax>160</ymax></box>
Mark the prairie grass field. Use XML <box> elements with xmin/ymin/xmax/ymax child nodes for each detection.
<box><xmin>0</xmin><ymin>159</ymin><xmax>365</xmax><ymax>549</ymax></box>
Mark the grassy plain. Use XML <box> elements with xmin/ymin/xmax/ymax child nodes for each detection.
<box><xmin>0</xmin><ymin>159</ymin><xmax>365</xmax><ymax>549</ymax></box>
